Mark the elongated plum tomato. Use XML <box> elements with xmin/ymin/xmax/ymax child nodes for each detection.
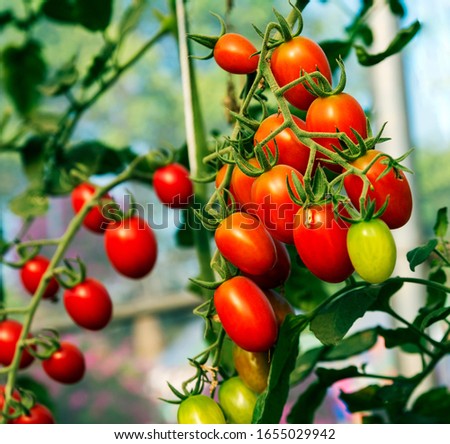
<box><xmin>213</xmin><ymin>33</ymin><xmax>259</xmax><ymax>75</ymax></box>
<box><xmin>251</xmin><ymin>165</ymin><xmax>304</xmax><ymax>244</ymax></box>
<box><xmin>264</xmin><ymin>289</ymin><xmax>295</xmax><ymax>327</ymax></box>
<box><xmin>63</xmin><ymin>278</ymin><xmax>113</xmax><ymax>330</ymax></box>
<box><xmin>11</xmin><ymin>404</ymin><xmax>55</xmax><ymax>424</ymax></box>
<box><xmin>293</xmin><ymin>202</ymin><xmax>354</xmax><ymax>283</ymax></box>
<box><xmin>306</xmin><ymin>93</ymin><xmax>367</xmax><ymax>173</ymax></box>
<box><xmin>215</xmin><ymin>211</ymin><xmax>277</xmax><ymax>275</ymax></box>
<box><xmin>214</xmin><ymin>276</ymin><xmax>278</xmax><ymax>352</ymax></box>
<box><xmin>243</xmin><ymin>237</ymin><xmax>291</xmax><ymax>289</ymax></box>
<box><xmin>177</xmin><ymin>395</ymin><xmax>226</xmax><ymax>424</ymax></box>
<box><xmin>104</xmin><ymin>215</ymin><xmax>157</xmax><ymax>279</ymax></box>
<box><xmin>347</xmin><ymin>219</ymin><xmax>396</xmax><ymax>284</ymax></box>
<box><xmin>219</xmin><ymin>376</ymin><xmax>258</xmax><ymax>424</ymax></box>
<box><xmin>233</xmin><ymin>345</ymin><xmax>270</xmax><ymax>394</ymax></box>
<box><xmin>343</xmin><ymin>149</ymin><xmax>413</xmax><ymax>229</ymax></box>
<box><xmin>42</xmin><ymin>342</ymin><xmax>86</xmax><ymax>384</ymax></box>
<box><xmin>254</xmin><ymin>113</ymin><xmax>311</xmax><ymax>175</ymax></box>
<box><xmin>153</xmin><ymin>163</ymin><xmax>193</xmax><ymax>209</ymax></box>
<box><xmin>20</xmin><ymin>255</ymin><xmax>59</xmax><ymax>300</ymax></box>
<box><xmin>231</xmin><ymin>158</ymin><xmax>260</xmax><ymax>209</ymax></box>
<box><xmin>0</xmin><ymin>319</ymin><xmax>35</xmax><ymax>369</ymax></box>
<box><xmin>270</xmin><ymin>36</ymin><xmax>332</xmax><ymax>111</ymax></box>
<box><xmin>71</xmin><ymin>182</ymin><xmax>113</xmax><ymax>233</ymax></box>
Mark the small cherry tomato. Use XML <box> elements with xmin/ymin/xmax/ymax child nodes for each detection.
<box><xmin>0</xmin><ymin>320</ymin><xmax>35</xmax><ymax>369</ymax></box>
<box><xmin>20</xmin><ymin>255</ymin><xmax>59</xmax><ymax>300</ymax></box>
<box><xmin>42</xmin><ymin>342</ymin><xmax>86</xmax><ymax>384</ymax></box>
<box><xmin>177</xmin><ymin>395</ymin><xmax>226</xmax><ymax>424</ymax></box>
<box><xmin>11</xmin><ymin>404</ymin><xmax>55</xmax><ymax>424</ymax></box>
<box><xmin>153</xmin><ymin>163</ymin><xmax>193</xmax><ymax>209</ymax></box>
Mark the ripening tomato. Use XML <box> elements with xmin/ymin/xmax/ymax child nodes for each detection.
<box><xmin>153</xmin><ymin>163</ymin><xmax>193</xmax><ymax>209</ymax></box>
<box><xmin>219</xmin><ymin>376</ymin><xmax>258</xmax><ymax>424</ymax></box>
<box><xmin>63</xmin><ymin>278</ymin><xmax>112</xmax><ymax>330</ymax></box>
<box><xmin>270</xmin><ymin>36</ymin><xmax>332</xmax><ymax>111</ymax></box>
<box><xmin>251</xmin><ymin>165</ymin><xmax>303</xmax><ymax>244</ymax></box>
<box><xmin>42</xmin><ymin>342</ymin><xmax>85</xmax><ymax>385</ymax></box>
<box><xmin>215</xmin><ymin>212</ymin><xmax>277</xmax><ymax>275</ymax></box>
<box><xmin>293</xmin><ymin>202</ymin><xmax>354</xmax><ymax>283</ymax></box>
<box><xmin>230</xmin><ymin>158</ymin><xmax>260</xmax><ymax>209</ymax></box>
<box><xmin>343</xmin><ymin>149</ymin><xmax>413</xmax><ymax>229</ymax></box>
<box><xmin>11</xmin><ymin>404</ymin><xmax>55</xmax><ymax>424</ymax></box>
<box><xmin>214</xmin><ymin>276</ymin><xmax>278</xmax><ymax>352</ymax></box>
<box><xmin>177</xmin><ymin>395</ymin><xmax>226</xmax><ymax>424</ymax></box>
<box><xmin>0</xmin><ymin>320</ymin><xmax>35</xmax><ymax>369</ymax></box>
<box><xmin>254</xmin><ymin>113</ymin><xmax>311</xmax><ymax>175</ymax></box>
<box><xmin>213</xmin><ymin>33</ymin><xmax>259</xmax><ymax>75</ymax></box>
<box><xmin>243</xmin><ymin>237</ymin><xmax>291</xmax><ymax>289</ymax></box>
<box><xmin>233</xmin><ymin>345</ymin><xmax>270</xmax><ymax>394</ymax></box>
<box><xmin>71</xmin><ymin>182</ymin><xmax>113</xmax><ymax>233</ymax></box>
<box><xmin>264</xmin><ymin>289</ymin><xmax>295</xmax><ymax>326</ymax></box>
<box><xmin>306</xmin><ymin>93</ymin><xmax>367</xmax><ymax>173</ymax></box>
<box><xmin>20</xmin><ymin>255</ymin><xmax>59</xmax><ymax>300</ymax></box>
<box><xmin>347</xmin><ymin>219</ymin><xmax>396</xmax><ymax>284</ymax></box>
<box><xmin>104</xmin><ymin>215</ymin><xmax>158</xmax><ymax>279</ymax></box>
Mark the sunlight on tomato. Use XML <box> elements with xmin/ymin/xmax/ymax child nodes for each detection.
<box><xmin>177</xmin><ymin>395</ymin><xmax>226</xmax><ymax>424</ymax></box>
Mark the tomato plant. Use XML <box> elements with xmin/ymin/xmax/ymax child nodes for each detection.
<box><xmin>20</xmin><ymin>255</ymin><xmax>59</xmax><ymax>300</ymax></box>
<box><xmin>347</xmin><ymin>218</ymin><xmax>397</xmax><ymax>284</ymax></box>
<box><xmin>0</xmin><ymin>320</ymin><xmax>35</xmax><ymax>369</ymax></box>
<box><xmin>232</xmin><ymin>346</ymin><xmax>270</xmax><ymax>394</ymax></box>
<box><xmin>104</xmin><ymin>215</ymin><xmax>158</xmax><ymax>279</ymax></box>
<box><xmin>42</xmin><ymin>342</ymin><xmax>86</xmax><ymax>385</ymax></box>
<box><xmin>214</xmin><ymin>276</ymin><xmax>278</xmax><ymax>352</ymax></box>
<box><xmin>177</xmin><ymin>395</ymin><xmax>226</xmax><ymax>424</ymax></box>
<box><xmin>213</xmin><ymin>33</ymin><xmax>259</xmax><ymax>74</ymax></box>
<box><xmin>153</xmin><ymin>163</ymin><xmax>193</xmax><ymax>209</ymax></box>
<box><xmin>11</xmin><ymin>404</ymin><xmax>55</xmax><ymax>424</ymax></box>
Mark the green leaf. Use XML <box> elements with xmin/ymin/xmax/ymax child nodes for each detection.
<box><xmin>362</xmin><ymin>414</ymin><xmax>385</xmax><ymax>424</ymax></box>
<box><xmin>316</xmin><ymin>366</ymin><xmax>360</xmax><ymax>386</ymax></box>
<box><xmin>9</xmin><ymin>187</ymin><xmax>49</xmax><ymax>218</ymax></box>
<box><xmin>425</xmin><ymin>267</ymin><xmax>447</xmax><ymax>310</ymax></box>
<box><xmin>354</xmin><ymin>21</ymin><xmax>421</xmax><ymax>66</ymax></box>
<box><xmin>322</xmin><ymin>328</ymin><xmax>378</xmax><ymax>361</ymax></box>
<box><xmin>368</xmin><ymin>279</ymin><xmax>403</xmax><ymax>313</ymax></box>
<box><xmin>287</xmin><ymin>380</ymin><xmax>328</xmax><ymax>424</ymax></box>
<box><xmin>0</xmin><ymin>10</ymin><xmax>13</xmax><ymax>29</ymax></box>
<box><xmin>433</xmin><ymin>207</ymin><xmax>448</xmax><ymax>238</ymax></box>
<box><xmin>406</xmin><ymin>239</ymin><xmax>438</xmax><ymax>271</ymax></box>
<box><xmin>388</xmin><ymin>0</ymin><xmax>406</xmax><ymax>17</ymax></box>
<box><xmin>2</xmin><ymin>40</ymin><xmax>47</xmax><ymax>115</ymax></box>
<box><xmin>310</xmin><ymin>286</ymin><xmax>379</xmax><ymax>345</ymax></box>
<box><xmin>290</xmin><ymin>346</ymin><xmax>325</xmax><ymax>386</ymax></box>
<box><xmin>419</xmin><ymin>306</ymin><xmax>450</xmax><ymax>330</ymax></box>
<box><xmin>339</xmin><ymin>384</ymin><xmax>385</xmax><ymax>413</ymax></box>
<box><xmin>119</xmin><ymin>0</ymin><xmax>147</xmax><ymax>38</ymax></box>
<box><xmin>409</xmin><ymin>387</ymin><xmax>450</xmax><ymax>424</ymax></box>
<box><xmin>39</xmin><ymin>57</ymin><xmax>78</xmax><ymax>96</ymax></box>
<box><xmin>82</xmin><ymin>41</ymin><xmax>116</xmax><ymax>88</ymax></box>
<box><xmin>252</xmin><ymin>315</ymin><xmax>308</xmax><ymax>424</ymax></box>
<box><xmin>319</xmin><ymin>40</ymin><xmax>352</xmax><ymax>73</ymax></box>
<box><xmin>377</xmin><ymin>326</ymin><xmax>421</xmax><ymax>353</ymax></box>
<box><xmin>19</xmin><ymin>137</ymin><xmax>46</xmax><ymax>185</ymax></box>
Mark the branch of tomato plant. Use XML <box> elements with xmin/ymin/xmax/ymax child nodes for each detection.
<box><xmin>0</xmin><ymin>155</ymin><xmax>149</xmax><ymax>423</ymax></box>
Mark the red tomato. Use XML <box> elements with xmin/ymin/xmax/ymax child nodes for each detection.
<box><xmin>264</xmin><ymin>289</ymin><xmax>295</xmax><ymax>327</ymax></box>
<box><xmin>42</xmin><ymin>342</ymin><xmax>85</xmax><ymax>384</ymax></box>
<box><xmin>71</xmin><ymin>182</ymin><xmax>113</xmax><ymax>233</ymax></box>
<box><xmin>214</xmin><ymin>276</ymin><xmax>278</xmax><ymax>352</ymax></box>
<box><xmin>306</xmin><ymin>93</ymin><xmax>367</xmax><ymax>173</ymax></box>
<box><xmin>213</xmin><ymin>33</ymin><xmax>259</xmax><ymax>75</ymax></box>
<box><xmin>0</xmin><ymin>385</ymin><xmax>20</xmax><ymax>418</ymax></box>
<box><xmin>343</xmin><ymin>149</ymin><xmax>413</xmax><ymax>229</ymax></box>
<box><xmin>0</xmin><ymin>320</ymin><xmax>35</xmax><ymax>369</ymax></box>
<box><xmin>20</xmin><ymin>255</ymin><xmax>59</xmax><ymax>300</ymax></box>
<box><xmin>153</xmin><ymin>163</ymin><xmax>193</xmax><ymax>209</ymax></box>
<box><xmin>293</xmin><ymin>202</ymin><xmax>354</xmax><ymax>283</ymax></box>
<box><xmin>231</xmin><ymin>158</ymin><xmax>260</xmax><ymax>209</ymax></box>
<box><xmin>104</xmin><ymin>215</ymin><xmax>158</xmax><ymax>279</ymax></box>
<box><xmin>270</xmin><ymin>36</ymin><xmax>332</xmax><ymax>111</ymax></box>
<box><xmin>254</xmin><ymin>113</ymin><xmax>311</xmax><ymax>175</ymax></box>
<box><xmin>215</xmin><ymin>212</ymin><xmax>277</xmax><ymax>275</ymax></box>
<box><xmin>243</xmin><ymin>237</ymin><xmax>291</xmax><ymax>289</ymax></box>
<box><xmin>63</xmin><ymin>278</ymin><xmax>112</xmax><ymax>330</ymax></box>
<box><xmin>251</xmin><ymin>165</ymin><xmax>303</xmax><ymax>244</ymax></box>
<box><xmin>12</xmin><ymin>404</ymin><xmax>55</xmax><ymax>424</ymax></box>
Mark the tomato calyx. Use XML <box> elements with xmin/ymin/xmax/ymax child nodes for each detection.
<box><xmin>22</xmin><ymin>328</ymin><xmax>60</xmax><ymax>360</ymax></box>
<box><xmin>187</xmin><ymin>12</ymin><xmax>227</xmax><ymax>57</ymax></box>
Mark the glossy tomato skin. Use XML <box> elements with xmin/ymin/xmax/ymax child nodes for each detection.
<box><xmin>218</xmin><ymin>376</ymin><xmax>258</xmax><ymax>424</ymax></box>
<box><xmin>0</xmin><ymin>320</ymin><xmax>35</xmax><ymax>369</ymax></box>
<box><xmin>153</xmin><ymin>163</ymin><xmax>193</xmax><ymax>209</ymax></box>
<box><xmin>233</xmin><ymin>346</ymin><xmax>270</xmax><ymax>394</ymax></box>
<box><xmin>254</xmin><ymin>113</ymin><xmax>311</xmax><ymax>175</ymax></box>
<box><xmin>177</xmin><ymin>395</ymin><xmax>226</xmax><ymax>424</ymax></box>
<box><xmin>306</xmin><ymin>93</ymin><xmax>367</xmax><ymax>173</ymax></box>
<box><xmin>214</xmin><ymin>276</ymin><xmax>278</xmax><ymax>352</ymax></box>
<box><xmin>231</xmin><ymin>158</ymin><xmax>260</xmax><ymax>209</ymax></box>
<box><xmin>293</xmin><ymin>202</ymin><xmax>354</xmax><ymax>283</ymax></box>
<box><xmin>270</xmin><ymin>36</ymin><xmax>332</xmax><ymax>111</ymax></box>
<box><xmin>215</xmin><ymin>212</ymin><xmax>277</xmax><ymax>275</ymax></box>
<box><xmin>264</xmin><ymin>289</ymin><xmax>295</xmax><ymax>327</ymax></box>
<box><xmin>42</xmin><ymin>342</ymin><xmax>86</xmax><ymax>384</ymax></box>
<box><xmin>104</xmin><ymin>216</ymin><xmax>157</xmax><ymax>279</ymax></box>
<box><xmin>347</xmin><ymin>219</ymin><xmax>396</xmax><ymax>284</ymax></box>
<box><xmin>63</xmin><ymin>278</ymin><xmax>112</xmax><ymax>330</ymax></box>
<box><xmin>11</xmin><ymin>404</ymin><xmax>55</xmax><ymax>424</ymax></box>
<box><xmin>20</xmin><ymin>255</ymin><xmax>59</xmax><ymax>300</ymax></box>
<box><xmin>343</xmin><ymin>150</ymin><xmax>413</xmax><ymax>229</ymax></box>
<box><xmin>71</xmin><ymin>183</ymin><xmax>112</xmax><ymax>233</ymax></box>
<box><xmin>243</xmin><ymin>237</ymin><xmax>291</xmax><ymax>289</ymax></box>
<box><xmin>251</xmin><ymin>165</ymin><xmax>303</xmax><ymax>244</ymax></box>
<box><xmin>213</xmin><ymin>33</ymin><xmax>259</xmax><ymax>75</ymax></box>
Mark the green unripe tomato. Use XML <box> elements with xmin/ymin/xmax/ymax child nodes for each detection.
<box><xmin>177</xmin><ymin>395</ymin><xmax>226</xmax><ymax>424</ymax></box>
